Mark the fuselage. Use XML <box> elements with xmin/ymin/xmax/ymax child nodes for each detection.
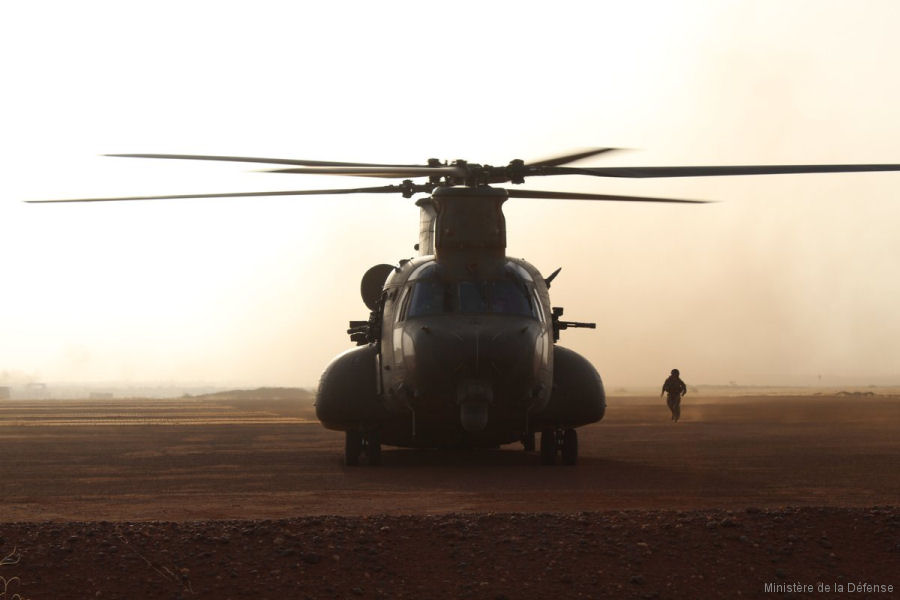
<box><xmin>378</xmin><ymin>255</ymin><xmax>553</xmax><ymax>445</ymax></box>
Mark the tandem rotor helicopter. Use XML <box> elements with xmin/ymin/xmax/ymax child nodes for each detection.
<box><xmin>30</xmin><ymin>149</ymin><xmax>900</xmax><ymax>465</ymax></box>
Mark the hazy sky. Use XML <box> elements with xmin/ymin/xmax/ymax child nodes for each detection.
<box><xmin>2</xmin><ymin>1</ymin><xmax>900</xmax><ymax>388</ymax></box>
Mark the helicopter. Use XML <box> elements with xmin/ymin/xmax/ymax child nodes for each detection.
<box><xmin>29</xmin><ymin>149</ymin><xmax>900</xmax><ymax>466</ymax></box>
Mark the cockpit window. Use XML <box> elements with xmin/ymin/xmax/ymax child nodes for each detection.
<box><xmin>506</xmin><ymin>261</ymin><xmax>533</xmax><ymax>283</ymax></box>
<box><xmin>408</xmin><ymin>262</ymin><xmax>439</xmax><ymax>281</ymax></box>
<box><xmin>401</xmin><ymin>259</ymin><xmax>540</xmax><ymax>319</ymax></box>
<box><xmin>406</xmin><ymin>277</ymin><xmax>535</xmax><ymax>318</ymax></box>
<box><xmin>457</xmin><ymin>281</ymin><xmax>486</xmax><ymax>313</ymax></box>
<box><xmin>458</xmin><ymin>280</ymin><xmax>532</xmax><ymax>316</ymax></box>
<box><xmin>407</xmin><ymin>280</ymin><xmax>451</xmax><ymax>317</ymax></box>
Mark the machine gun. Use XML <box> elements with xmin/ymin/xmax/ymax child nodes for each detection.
<box><xmin>347</xmin><ymin>298</ymin><xmax>384</xmax><ymax>346</ymax></box>
<box><xmin>551</xmin><ymin>306</ymin><xmax>596</xmax><ymax>342</ymax></box>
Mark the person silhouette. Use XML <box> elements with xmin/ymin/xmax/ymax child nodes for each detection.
<box><xmin>661</xmin><ymin>368</ymin><xmax>687</xmax><ymax>422</ymax></box>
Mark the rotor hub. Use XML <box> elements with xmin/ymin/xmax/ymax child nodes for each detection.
<box><xmin>425</xmin><ymin>158</ymin><xmax>530</xmax><ymax>188</ymax></box>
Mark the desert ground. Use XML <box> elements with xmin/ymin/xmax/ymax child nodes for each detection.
<box><xmin>0</xmin><ymin>389</ymin><xmax>897</xmax><ymax>598</ymax></box>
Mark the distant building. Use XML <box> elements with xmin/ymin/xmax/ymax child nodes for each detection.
<box><xmin>89</xmin><ymin>392</ymin><xmax>114</xmax><ymax>400</ymax></box>
<box><xmin>0</xmin><ymin>387</ymin><xmax>9</xmax><ymax>400</ymax></box>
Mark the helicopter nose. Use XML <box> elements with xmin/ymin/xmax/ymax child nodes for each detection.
<box><xmin>457</xmin><ymin>379</ymin><xmax>492</xmax><ymax>432</ymax></box>
<box><xmin>403</xmin><ymin>316</ymin><xmax>543</xmax><ymax>426</ymax></box>
<box><xmin>408</xmin><ymin>318</ymin><xmax>540</xmax><ymax>380</ymax></box>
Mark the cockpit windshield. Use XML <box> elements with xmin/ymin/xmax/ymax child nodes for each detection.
<box><xmin>407</xmin><ymin>280</ymin><xmax>451</xmax><ymax>317</ymax></box>
<box><xmin>457</xmin><ymin>280</ymin><xmax>532</xmax><ymax>315</ymax></box>
<box><xmin>406</xmin><ymin>264</ymin><xmax>537</xmax><ymax>319</ymax></box>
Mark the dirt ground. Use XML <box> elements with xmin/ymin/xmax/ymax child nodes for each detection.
<box><xmin>0</xmin><ymin>391</ymin><xmax>898</xmax><ymax>598</ymax></box>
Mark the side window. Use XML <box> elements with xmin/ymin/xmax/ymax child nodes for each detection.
<box><xmin>531</xmin><ymin>289</ymin><xmax>545</xmax><ymax>322</ymax></box>
<box><xmin>395</xmin><ymin>287</ymin><xmax>411</xmax><ymax>323</ymax></box>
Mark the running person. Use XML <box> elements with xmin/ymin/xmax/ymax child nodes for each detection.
<box><xmin>661</xmin><ymin>368</ymin><xmax>687</xmax><ymax>422</ymax></box>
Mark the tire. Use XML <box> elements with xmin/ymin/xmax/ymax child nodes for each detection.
<box><xmin>365</xmin><ymin>430</ymin><xmax>382</xmax><ymax>466</ymax></box>
<box><xmin>561</xmin><ymin>428</ymin><xmax>578</xmax><ymax>465</ymax></box>
<box><xmin>345</xmin><ymin>430</ymin><xmax>362</xmax><ymax>466</ymax></box>
<box><xmin>540</xmin><ymin>429</ymin><xmax>557</xmax><ymax>465</ymax></box>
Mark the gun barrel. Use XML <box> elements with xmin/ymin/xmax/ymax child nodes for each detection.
<box><xmin>559</xmin><ymin>321</ymin><xmax>596</xmax><ymax>329</ymax></box>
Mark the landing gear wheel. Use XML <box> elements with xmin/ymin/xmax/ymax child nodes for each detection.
<box><xmin>523</xmin><ymin>432</ymin><xmax>536</xmax><ymax>452</ymax></box>
<box><xmin>345</xmin><ymin>430</ymin><xmax>362</xmax><ymax>466</ymax></box>
<box><xmin>364</xmin><ymin>430</ymin><xmax>382</xmax><ymax>466</ymax></box>
<box><xmin>540</xmin><ymin>429</ymin><xmax>557</xmax><ymax>465</ymax></box>
<box><xmin>561</xmin><ymin>428</ymin><xmax>578</xmax><ymax>465</ymax></box>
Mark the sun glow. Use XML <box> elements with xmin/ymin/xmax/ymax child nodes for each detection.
<box><xmin>3</xmin><ymin>1</ymin><xmax>900</xmax><ymax>388</ymax></box>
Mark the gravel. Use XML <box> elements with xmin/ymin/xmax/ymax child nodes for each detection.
<box><xmin>1</xmin><ymin>507</ymin><xmax>897</xmax><ymax>599</ymax></box>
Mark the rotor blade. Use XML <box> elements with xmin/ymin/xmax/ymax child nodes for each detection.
<box><xmin>25</xmin><ymin>184</ymin><xmax>431</xmax><ymax>203</ymax></box>
<box><xmin>106</xmin><ymin>153</ymin><xmax>426</xmax><ymax>168</ymax></box>
<box><xmin>525</xmin><ymin>148</ymin><xmax>622</xmax><ymax>167</ymax></box>
<box><xmin>505</xmin><ymin>189</ymin><xmax>711</xmax><ymax>204</ymax></box>
<box><xmin>535</xmin><ymin>164</ymin><xmax>900</xmax><ymax>178</ymax></box>
<box><xmin>265</xmin><ymin>165</ymin><xmax>466</xmax><ymax>178</ymax></box>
